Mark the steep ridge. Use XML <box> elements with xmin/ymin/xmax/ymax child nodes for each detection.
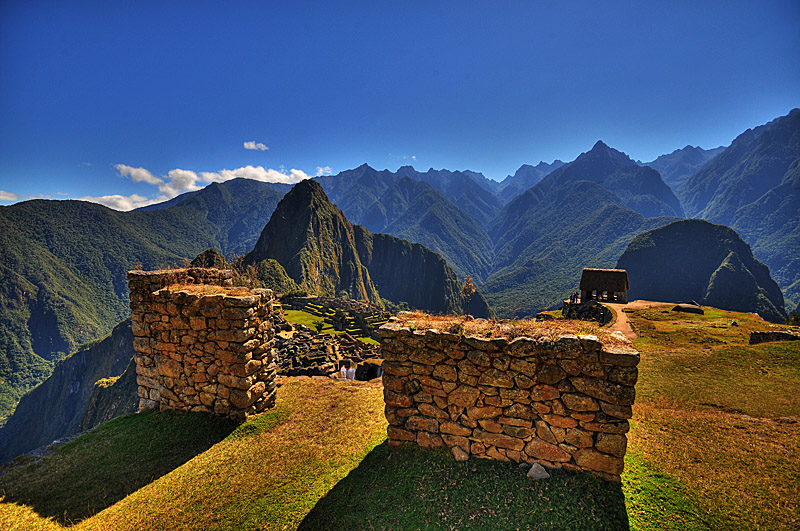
<box><xmin>0</xmin><ymin>320</ymin><xmax>135</xmax><ymax>462</ymax></box>
<box><xmin>644</xmin><ymin>145</ymin><xmax>724</xmax><ymax>191</ymax></box>
<box><xmin>497</xmin><ymin>161</ymin><xmax>565</xmax><ymax>204</ymax></box>
<box><xmin>616</xmin><ymin>219</ymin><xmax>786</xmax><ymax>322</ymax></box>
<box><xmin>244</xmin><ymin>179</ymin><xmax>487</xmax><ymax>316</ymax></box>
<box><xmin>316</xmin><ymin>164</ymin><xmax>498</xmax><ymax>281</ymax></box>
<box><xmin>484</xmin><ymin>180</ymin><xmax>676</xmax><ymax>316</ymax></box>
<box><xmin>354</xmin><ymin>227</ymin><xmax>490</xmax><ymax>317</ymax></box>
<box><xmin>245</xmin><ymin>179</ymin><xmax>380</xmax><ymax>303</ymax></box>
<box><xmin>680</xmin><ymin>108</ymin><xmax>800</xmax><ymax>309</ymax></box>
<box><xmin>375</xmin><ymin>179</ymin><xmax>493</xmax><ymax>281</ymax></box>
<box><xmin>538</xmin><ymin>141</ymin><xmax>684</xmax><ymax>218</ymax></box>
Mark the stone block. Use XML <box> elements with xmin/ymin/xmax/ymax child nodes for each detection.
<box><xmin>524</xmin><ymin>439</ymin><xmax>571</xmax><ymax>462</ymax></box>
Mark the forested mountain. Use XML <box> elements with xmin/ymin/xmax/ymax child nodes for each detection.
<box><xmin>537</xmin><ymin>141</ymin><xmax>684</xmax><ymax>218</ymax></box>
<box><xmin>245</xmin><ymin>179</ymin><xmax>490</xmax><ymax>316</ymax></box>
<box><xmin>484</xmin><ymin>180</ymin><xmax>677</xmax><ymax>316</ymax></box>
<box><xmin>644</xmin><ymin>145</ymin><xmax>724</xmax><ymax>191</ymax></box>
<box><xmin>139</xmin><ymin>178</ymin><xmax>290</xmax><ymax>255</ymax></box>
<box><xmin>496</xmin><ymin>161</ymin><xmax>565</xmax><ymax>204</ymax></box>
<box><xmin>617</xmin><ymin>220</ymin><xmax>786</xmax><ymax>322</ymax></box>
<box><xmin>0</xmin><ymin>320</ymin><xmax>136</xmax><ymax>462</ymax></box>
<box><xmin>680</xmin><ymin>108</ymin><xmax>800</xmax><ymax>308</ymax></box>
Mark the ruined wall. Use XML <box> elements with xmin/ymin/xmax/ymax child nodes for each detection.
<box><xmin>128</xmin><ymin>268</ymin><xmax>277</xmax><ymax>422</ymax></box>
<box><xmin>379</xmin><ymin>322</ymin><xmax>639</xmax><ymax>482</ymax></box>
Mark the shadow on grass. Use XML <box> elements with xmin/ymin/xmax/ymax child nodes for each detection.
<box><xmin>299</xmin><ymin>441</ymin><xmax>629</xmax><ymax>530</ymax></box>
<box><xmin>0</xmin><ymin>409</ymin><xmax>237</xmax><ymax>526</ymax></box>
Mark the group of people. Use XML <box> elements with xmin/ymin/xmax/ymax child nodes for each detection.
<box><xmin>339</xmin><ymin>360</ymin><xmax>356</xmax><ymax>381</ymax></box>
<box><xmin>569</xmin><ymin>291</ymin><xmax>581</xmax><ymax>304</ymax></box>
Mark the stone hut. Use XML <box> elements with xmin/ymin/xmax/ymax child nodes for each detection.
<box><xmin>579</xmin><ymin>268</ymin><xmax>629</xmax><ymax>303</ymax></box>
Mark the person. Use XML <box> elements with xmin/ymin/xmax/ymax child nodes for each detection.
<box><xmin>346</xmin><ymin>363</ymin><xmax>356</xmax><ymax>381</ymax></box>
<box><xmin>339</xmin><ymin>362</ymin><xmax>348</xmax><ymax>380</ymax></box>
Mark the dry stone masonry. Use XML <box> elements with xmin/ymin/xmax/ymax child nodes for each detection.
<box><xmin>378</xmin><ymin>321</ymin><xmax>640</xmax><ymax>482</ymax></box>
<box><xmin>128</xmin><ymin>268</ymin><xmax>277</xmax><ymax>422</ymax></box>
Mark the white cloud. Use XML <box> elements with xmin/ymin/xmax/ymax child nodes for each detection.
<box><xmin>243</xmin><ymin>141</ymin><xmax>269</xmax><ymax>151</ymax></box>
<box><xmin>316</xmin><ymin>166</ymin><xmax>332</xmax><ymax>176</ymax></box>
<box><xmin>78</xmin><ymin>193</ymin><xmax>168</xmax><ymax>211</ymax></box>
<box><xmin>158</xmin><ymin>168</ymin><xmax>202</xmax><ymax>198</ymax></box>
<box><xmin>115</xmin><ymin>164</ymin><xmax>163</xmax><ymax>185</ymax></box>
<box><xmin>200</xmin><ymin>165</ymin><xmax>310</xmax><ymax>184</ymax></box>
<box><xmin>0</xmin><ymin>190</ymin><xmax>19</xmax><ymax>201</ymax></box>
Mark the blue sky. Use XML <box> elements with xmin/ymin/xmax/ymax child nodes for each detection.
<box><xmin>1</xmin><ymin>1</ymin><xmax>798</xmax><ymax>209</ymax></box>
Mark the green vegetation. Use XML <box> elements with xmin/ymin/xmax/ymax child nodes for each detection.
<box><xmin>301</xmin><ymin>444</ymin><xmax>628</xmax><ymax>530</ymax></box>
<box><xmin>283</xmin><ymin>309</ymin><xmax>336</xmax><ymax>334</ymax></box>
<box><xmin>0</xmin><ymin>409</ymin><xmax>238</xmax><ymax>526</ymax></box>
<box><xmin>0</xmin><ymin>308</ymin><xmax>797</xmax><ymax>529</ymax></box>
<box><xmin>627</xmin><ymin>305</ymin><xmax>800</xmax><ymax>528</ymax></box>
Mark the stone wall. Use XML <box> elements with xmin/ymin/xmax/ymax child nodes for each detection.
<box><xmin>378</xmin><ymin>322</ymin><xmax>640</xmax><ymax>482</ymax></box>
<box><xmin>749</xmin><ymin>330</ymin><xmax>800</xmax><ymax>344</ymax></box>
<box><xmin>128</xmin><ymin>268</ymin><xmax>277</xmax><ymax>422</ymax></box>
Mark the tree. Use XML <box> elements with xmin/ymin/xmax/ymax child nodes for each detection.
<box><xmin>462</xmin><ymin>276</ymin><xmax>475</xmax><ymax>317</ymax></box>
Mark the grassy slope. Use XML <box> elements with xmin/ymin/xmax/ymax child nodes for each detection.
<box><xmin>1</xmin><ymin>309</ymin><xmax>798</xmax><ymax>529</ymax></box>
<box><xmin>626</xmin><ymin>306</ymin><xmax>800</xmax><ymax>529</ymax></box>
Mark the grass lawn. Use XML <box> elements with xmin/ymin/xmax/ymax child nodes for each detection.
<box><xmin>0</xmin><ymin>306</ymin><xmax>797</xmax><ymax>529</ymax></box>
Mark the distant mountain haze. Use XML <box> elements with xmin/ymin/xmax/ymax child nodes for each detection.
<box><xmin>644</xmin><ymin>145</ymin><xmax>724</xmax><ymax>191</ymax></box>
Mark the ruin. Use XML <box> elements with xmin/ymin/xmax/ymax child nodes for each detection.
<box><xmin>579</xmin><ymin>268</ymin><xmax>629</xmax><ymax>303</ymax></box>
<box><xmin>128</xmin><ymin>268</ymin><xmax>278</xmax><ymax>422</ymax></box>
<box><xmin>379</xmin><ymin>320</ymin><xmax>639</xmax><ymax>482</ymax></box>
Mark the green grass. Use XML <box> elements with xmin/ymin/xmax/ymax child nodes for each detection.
<box><xmin>283</xmin><ymin>309</ymin><xmax>377</xmax><ymax>344</ymax></box>
<box><xmin>0</xmin><ymin>409</ymin><xmax>238</xmax><ymax>526</ymax></box>
<box><xmin>626</xmin><ymin>306</ymin><xmax>800</xmax><ymax>529</ymax></box>
<box><xmin>283</xmin><ymin>309</ymin><xmax>336</xmax><ymax>333</ymax></box>
<box><xmin>1</xmin><ymin>306</ymin><xmax>798</xmax><ymax>529</ymax></box>
<box><xmin>301</xmin><ymin>443</ymin><xmax>628</xmax><ymax>530</ymax></box>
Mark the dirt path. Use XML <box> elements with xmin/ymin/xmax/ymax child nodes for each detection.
<box><xmin>605</xmin><ymin>300</ymin><xmax>672</xmax><ymax>340</ymax></box>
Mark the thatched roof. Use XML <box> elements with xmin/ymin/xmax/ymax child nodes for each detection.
<box><xmin>579</xmin><ymin>268</ymin><xmax>629</xmax><ymax>292</ymax></box>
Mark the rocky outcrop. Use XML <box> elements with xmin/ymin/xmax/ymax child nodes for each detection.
<box><xmin>128</xmin><ymin>268</ymin><xmax>277</xmax><ymax>422</ymax></box>
<box><xmin>355</xmin><ymin>228</ymin><xmax>490</xmax><ymax>317</ymax></box>
<box><xmin>617</xmin><ymin>219</ymin><xmax>786</xmax><ymax>322</ymax></box>
<box><xmin>0</xmin><ymin>320</ymin><xmax>134</xmax><ymax>463</ymax></box>
<box><xmin>561</xmin><ymin>300</ymin><xmax>613</xmax><ymax>324</ymax></box>
<box><xmin>79</xmin><ymin>358</ymin><xmax>138</xmax><ymax>432</ymax></box>
<box><xmin>378</xmin><ymin>322</ymin><xmax>639</xmax><ymax>482</ymax></box>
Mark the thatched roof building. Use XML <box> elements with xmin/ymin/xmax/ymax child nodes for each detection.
<box><xmin>579</xmin><ymin>268</ymin><xmax>629</xmax><ymax>303</ymax></box>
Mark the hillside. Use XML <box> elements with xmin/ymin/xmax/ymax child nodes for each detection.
<box><xmin>496</xmin><ymin>160</ymin><xmax>565</xmax><ymax>204</ymax></box>
<box><xmin>680</xmin><ymin>109</ymin><xmax>800</xmax><ymax>308</ymax></box>
<box><xmin>1</xmin><ymin>307</ymin><xmax>797</xmax><ymax>529</ymax></box>
<box><xmin>0</xmin><ymin>200</ymin><xmax>222</xmax><ymax>423</ymax></box>
<box><xmin>644</xmin><ymin>145</ymin><xmax>724</xmax><ymax>191</ymax></box>
<box><xmin>484</xmin><ymin>174</ymin><xmax>677</xmax><ymax>317</ymax></box>
<box><xmin>246</xmin><ymin>180</ymin><xmax>489</xmax><ymax>316</ymax></box>
<box><xmin>245</xmin><ymin>179</ymin><xmax>380</xmax><ymax>303</ymax></box>
<box><xmin>538</xmin><ymin>141</ymin><xmax>684</xmax><ymax>218</ymax></box>
<box><xmin>0</xmin><ymin>320</ymin><xmax>136</xmax><ymax>462</ymax></box>
<box><xmin>616</xmin><ymin>219</ymin><xmax>786</xmax><ymax>322</ymax></box>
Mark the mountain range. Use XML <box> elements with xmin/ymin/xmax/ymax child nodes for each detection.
<box><xmin>0</xmin><ymin>108</ymin><xmax>797</xmax><ymax>445</ymax></box>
